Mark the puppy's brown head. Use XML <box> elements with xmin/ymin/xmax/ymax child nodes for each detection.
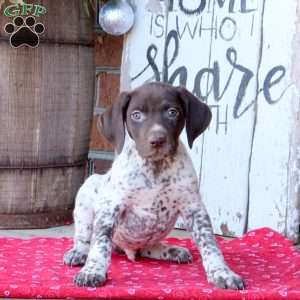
<box><xmin>99</xmin><ymin>82</ymin><xmax>211</xmax><ymax>161</ymax></box>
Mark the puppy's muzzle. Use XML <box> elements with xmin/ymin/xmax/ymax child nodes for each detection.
<box><xmin>149</xmin><ymin>132</ymin><xmax>167</xmax><ymax>149</ymax></box>
<box><xmin>145</xmin><ymin>126</ymin><xmax>173</xmax><ymax>160</ymax></box>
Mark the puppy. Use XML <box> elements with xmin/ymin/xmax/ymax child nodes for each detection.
<box><xmin>64</xmin><ymin>82</ymin><xmax>245</xmax><ymax>290</ymax></box>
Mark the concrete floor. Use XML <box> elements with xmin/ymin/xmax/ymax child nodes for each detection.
<box><xmin>0</xmin><ymin>225</ymin><xmax>191</xmax><ymax>239</ymax></box>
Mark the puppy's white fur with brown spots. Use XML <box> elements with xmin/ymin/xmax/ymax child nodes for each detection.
<box><xmin>64</xmin><ymin>83</ymin><xmax>245</xmax><ymax>290</ymax></box>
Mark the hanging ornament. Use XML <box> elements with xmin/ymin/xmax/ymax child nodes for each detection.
<box><xmin>98</xmin><ymin>0</ymin><xmax>135</xmax><ymax>36</ymax></box>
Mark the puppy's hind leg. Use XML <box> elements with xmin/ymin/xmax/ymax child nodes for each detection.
<box><xmin>140</xmin><ymin>243</ymin><xmax>193</xmax><ymax>263</ymax></box>
<box><xmin>64</xmin><ymin>179</ymin><xmax>95</xmax><ymax>266</ymax></box>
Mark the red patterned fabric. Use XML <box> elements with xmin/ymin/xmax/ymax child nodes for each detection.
<box><xmin>0</xmin><ymin>228</ymin><xmax>300</xmax><ymax>299</ymax></box>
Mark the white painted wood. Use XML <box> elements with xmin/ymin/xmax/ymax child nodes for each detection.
<box><xmin>164</xmin><ymin>2</ymin><xmax>220</xmax><ymax>230</ymax></box>
<box><xmin>121</xmin><ymin>0</ymin><xmax>168</xmax><ymax>91</ymax></box>
<box><xmin>287</xmin><ymin>1</ymin><xmax>300</xmax><ymax>241</ymax></box>
<box><xmin>187</xmin><ymin>0</ymin><xmax>264</xmax><ymax>236</ymax></box>
<box><xmin>248</xmin><ymin>0</ymin><xmax>300</xmax><ymax>240</ymax></box>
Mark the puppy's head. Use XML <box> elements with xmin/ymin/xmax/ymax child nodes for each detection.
<box><xmin>99</xmin><ymin>82</ymin><xmax>211</xmax><ymax>161</ymax></box>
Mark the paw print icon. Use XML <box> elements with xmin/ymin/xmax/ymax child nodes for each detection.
<box><xmin>4</xmin><ymin>16</ymin><xmax>44</xmax><ymax>48</ymax></box>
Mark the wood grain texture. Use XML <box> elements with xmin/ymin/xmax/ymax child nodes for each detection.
<box><xmin>97</xmin><ymin>72</ymin><xmax>121</xmax><ymax>107</ymax></box>
<box><xmin>95</xmin><ymin>35</ymin><xmax>123</xmax><ymax>67</ymax></box>
<box><xmin>89</xmin><ymin>72</ymin><xmax>120</xmax><ymax>151</ymax></box>
<box><xmin>89</xmin><ymin>116</ymin><xmax>114</xmax><ymax>151</ymax></box>
<box><xmin>248</xmin><ymin>0</ymin><xmax>300</xmax><ymax>241</ymax></box>
<box><xmin>287</xmin><ymin>0</ymin><xmax>300</xmax><ymax>242</ymax></box>
<box><xmin>0</xmin><ymin>0</ymin><xmax>94</xmax><ymax>228</ymax></box>
<box><xmin>93</xmin><ymin>159</ymin><xmax>113</xmax><ymax>174</ymax></box>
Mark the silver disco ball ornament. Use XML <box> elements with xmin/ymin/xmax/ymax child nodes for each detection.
<box><xmin>99</xmin><ymin>0</ymin><xmax>135</xmax><ymax>36</ymax></box>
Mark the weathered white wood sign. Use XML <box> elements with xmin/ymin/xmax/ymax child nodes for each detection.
<box><xmin>121</xmin><ymin>0</ymin><xmax>300</xmax><ymax>240</ymax></box>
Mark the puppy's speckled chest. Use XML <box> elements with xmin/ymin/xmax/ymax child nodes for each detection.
<box><xmin>114</xmin><ymin>178</ymin><xmax>179</xmax><ymax>244</ymax></box>
<box><xmin>109</xmin><ymin>140</ymin><xmax>196</xmax><ymax>252</ymax></box>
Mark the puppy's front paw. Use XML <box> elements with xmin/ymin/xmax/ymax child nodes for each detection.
<box><xmin>74</xmin><ymin>268</ymin><xmax>107</xmax><ymax>287</ymax></box>
<box><xmin>208</xmin><ymin>267</ymin><xmax>245</xmax><ymax>290</ymax></box>
<box><xmin>64</xmin><ymin>249</ymin><xmax>87</xmax><ymax>266</ymax></box>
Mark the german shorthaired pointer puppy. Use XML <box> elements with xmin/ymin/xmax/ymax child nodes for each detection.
<box><xmin>64</xmin><ymin>82</ymin><xmax>245</xmax><ymax>290</ymax></box>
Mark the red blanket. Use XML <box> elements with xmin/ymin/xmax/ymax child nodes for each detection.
<box><xmin>0</xmin><ymin>228</ymin><xmax>299</xmax><ymax>299</ymax></box>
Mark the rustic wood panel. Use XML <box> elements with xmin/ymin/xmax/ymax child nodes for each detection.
<box><xmin>89</xmin><ymin>116</ymin><xmax>114</xmax><ymax>151</ymax></box>
<box><xmin>248</xmin><ymin>0</ymin><xmax>300</xmax><ymax>240</ymax></box>
<box><xmin>0</xmin><ymin>44</ymin><xmax>94</xmax><ymax>166</ymax></box>
<box><xmin>0</xmin><ymin>167</ymin><xmax>83</xmax><ymax>214</ymax></box>
<box><xmin>121</xmin><ymin>0</ymin><xmax>167</xmax><ymax>90</ymax></box>
<box><xmin>95</xmin><ymin>36</ymin><xmax>124</xmax><ymax>67</ymax></box>
<box><xmin>89</xmin><ymin>72</ymin><xmax>120</xmax><ymax>151</ymax></box>
<box><xmin>0</xmin><ymin>0</ymin><xmax>94</xmax><ymax>228</ymax></box>
<box><xmin>0</xmin><ymin>166</ymin><xmax>83</xmax><ymax>228</ymax></box>
<box><xmin>97</xmin><ymin>72</ymin><xmax>121</xmax><ymax>108</ymax></box>
<box><xmin>164</xmin><ymin>0</ymin><xmax>266</xmax><ymax>236</ymax></box>
<box><xmin>93</xmin><ymin>159</ymin><xmax>113</xmax><ymax>174</ymax></box>
<box><xmin>89</xmin><ymin>26</ymin><xmax>123</xmax><ymax>151</ymax></box>
<box><xmin>287</xmin><ymin>0</ymin><xmax>300</xmax><ymax>242</ymax></box>
<box><xmin>199</xmin><ymin>1</ymin><xmax>266</xmax><ymax>236</ymax></box>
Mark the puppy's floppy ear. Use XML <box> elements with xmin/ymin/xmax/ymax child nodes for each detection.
<box><xmin>177</xmin><ymin>86</ymin><xmax>212</xmax><ymax>148</ymax></box>
<box><xmin>97</xmin><ymin>92</ymin><xmax>131</xmax><ymax>154</ymax></box>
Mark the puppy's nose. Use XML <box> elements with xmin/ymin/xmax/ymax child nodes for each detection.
<box><xmin>149</xmin><ymin>134</ymin><xmax>167</xmax><ymax>148</ymax></box>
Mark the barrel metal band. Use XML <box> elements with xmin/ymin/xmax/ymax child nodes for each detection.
<box><xmin>0</xmin><ymin>36</ymin><xmax>94</xmax><ymax>47</ymax></box>
<box><xmin>0</xmin><ymin>160</ymin><xmax>86</xmax><ymax>170</ymax></box>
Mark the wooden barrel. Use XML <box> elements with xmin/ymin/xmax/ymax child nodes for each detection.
<box><xmin>0</xmin><ymin>1</ymin><xmax>95</xmax><ymax>228</ymax></box>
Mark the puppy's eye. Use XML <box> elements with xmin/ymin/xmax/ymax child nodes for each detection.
<box><xmin>131</xmin><ymin>110</ymin><xmax>144</xmax><ymax>122</ymax></box>
<box><xmin>167</xmin><ymin>108</ymin><xmax>179</xmax><ymax>119</ymax></box>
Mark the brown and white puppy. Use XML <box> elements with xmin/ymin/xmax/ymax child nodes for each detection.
<box><xmin>64</xmin><ymin>82</ymin><xmax>245</xmax><ymax>290</ymax></box>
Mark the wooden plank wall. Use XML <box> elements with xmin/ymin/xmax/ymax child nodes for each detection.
<box><xmin>248</xmin><ymin>1</ymin><xmax>300</xmax><ymax>240</ymax></box>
